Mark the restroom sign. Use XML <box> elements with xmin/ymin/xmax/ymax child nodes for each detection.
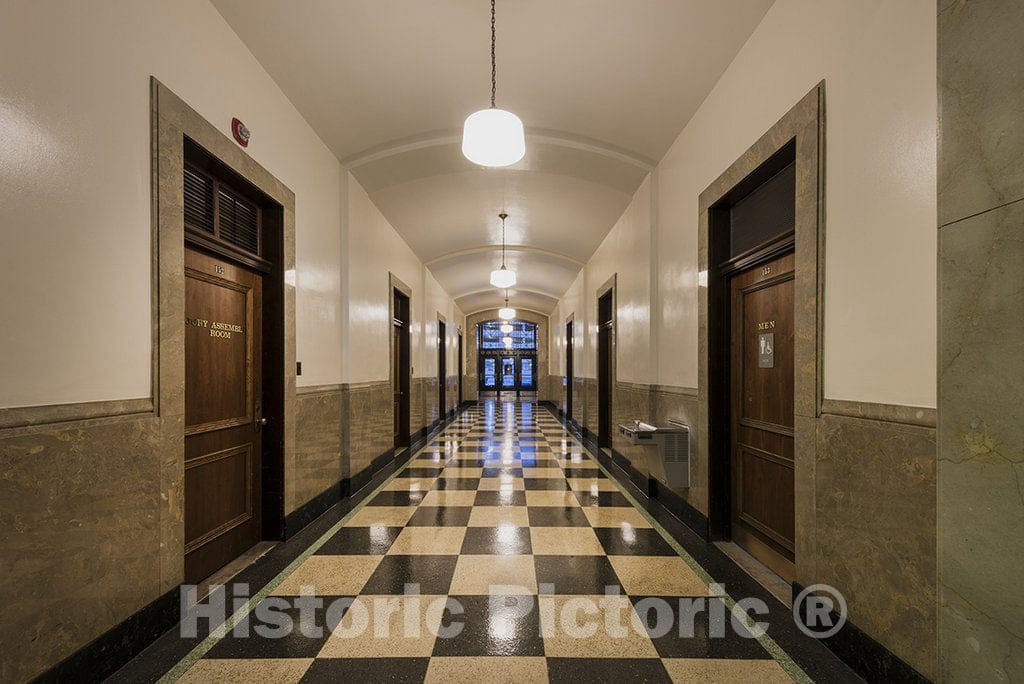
<box><xmin>758</xmin><ymin>332</ymin><xmax>775</xmax><ymax>368</ymax></box>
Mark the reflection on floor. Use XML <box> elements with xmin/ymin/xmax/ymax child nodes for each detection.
<box><xmin>148</xmin><ymin>401</ymin><xmax>832</xmax><ymax>682</ymax></box>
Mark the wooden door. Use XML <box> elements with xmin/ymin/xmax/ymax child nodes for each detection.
<box><xmin>184</xmin><ymin>246</ymin><xmax>263</xmax><ymax>583</ymax></box>
<box><xmin>598</xmin><ymin>292</ymin><xmax>613</xmax><ymax>448</ymax></box>
<box><xmin>729</xmin><ymin>251</ymin><xmax>795</xmax><ymax>581</ymax></box>
<box><xmin>438</xmin><ymin>320</ymin><xmax>446</xmax><ymax>417</ymax></box>
<box><xmin>565</xmin><ymin>321</ymin><xmax>574</xmax><ymax>420</ymax></box>
<box><xmin>457</xmin><ymin>333</ymin><xmax>463</xmax><ymax>405</ymax></box>
<box><xmin>392</xmin><ymin>290</ymin><xmax>410</xmax><ymax>449</ymax></box>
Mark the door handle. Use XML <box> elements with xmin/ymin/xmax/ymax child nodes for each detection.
<box><xmin>255</xmin><ymin>399</ymin><xmax>268</xmax><ymax>431</ymax></box>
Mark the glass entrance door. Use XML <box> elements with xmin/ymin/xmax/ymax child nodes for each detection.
<box><xmin>500</xmin><ymin>356</ymin><xmax>516</xmax><ymax>389</ymax></box>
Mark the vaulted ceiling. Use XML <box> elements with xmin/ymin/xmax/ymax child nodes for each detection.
<box><xmin>212</xmin><ymin>0</ymin><xmax>774</xmax><ymax>315</ymax></box>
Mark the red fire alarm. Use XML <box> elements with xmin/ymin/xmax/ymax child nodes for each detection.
<box><xmin>231</xmin><ymin>117</ymin><xmax>250</xmax><ymax>148</ymax></box>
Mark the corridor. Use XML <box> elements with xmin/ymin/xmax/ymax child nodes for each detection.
<box><xmin>119</xmin><ymin>400</ymin><xmax>857</xmax><ymax>683</ymax></box>
<box><xmin>4</xmin><ymin>1</ymin><xmax>1016</xmax><ymax>681</ymax></box>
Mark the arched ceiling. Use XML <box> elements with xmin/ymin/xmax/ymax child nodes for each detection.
<box><xmin>212</xmin><ymin>0</ymin><xmax>774</xmax><ymax>313</ymax></box>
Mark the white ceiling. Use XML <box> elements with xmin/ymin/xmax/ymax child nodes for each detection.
<box><xmin>212</xmin><ymin>0</ymin><xmax>774</xmax><ymax>314</ymax></box>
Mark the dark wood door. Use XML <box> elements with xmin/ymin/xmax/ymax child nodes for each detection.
<box><xmin>598</xmin><ymin>292</ymin><xmax>613</xmax><ymax>448</ymax></box>
<box><xmin>438</xmin><ymin>320</ymin><xmax>447</xmax><ymax>418</ymax></box>
<box><xmin>566</xmin><ymin>321</ymin><xmax>574</xmax><ymax>421</ymax></box>
<box><xmin>729</xmin><ymin>250</ymin><xmax>795</xmax><ymax>581</ymax></box>
<box><xmin>393</xmin><ymin>290</ymin><xmax>410</xmax><ymax>449</ymax></box>
<box><xmin>184</xmin><ymin>246</ymin><xmax>263</xmax><ymax>583</ymax></box>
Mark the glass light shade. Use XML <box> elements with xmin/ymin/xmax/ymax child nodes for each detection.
<box><xmin>499</xmin><ymin>322</ymin><xmax>513</xmax><ymax>334</ymax></box>
<box><xmin>489</xmin><ymin>266</ymin><xmax>517</xmax><ymax>288</ymax></box>
<box><xmin>502</xmin><ymin>336</ymin><xmax>513</xmax><ymax>348</ymax></box>
<box><xmin>498</xmin><ymin>306</ymin><xmax>516</xmax><ymax>321</ymax></box>
<box><xmin>462</xmin><ymin>108</ymin><xmax>526</xmax><ymax>167</ymax></box>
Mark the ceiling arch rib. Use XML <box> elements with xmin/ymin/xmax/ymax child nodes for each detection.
<box><xmin>343</xmin><ymin>127</ymin><xmax>655</xmax><ymax>172</ymax></box>
<box><xmin>453</xmin><ymin>285</ymin><xmax>563</xmax><ymax>302</ymax></box>
<box><xmin>425</xmin><ymin>244</ymin><xmax>584</xmax><ymax>268</ymax></box>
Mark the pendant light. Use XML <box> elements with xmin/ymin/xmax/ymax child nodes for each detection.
<box><xmin>499</xmin><ymin>322</ymin><xmax>513</xmax><ymax>334</ymax></box>
<box><xmin>502</xmin><ymin>336</ymin><xmax>514</xmax><ymax>349</ymax></box>
<box><xmin>462</xmin><ymin>0</ymin><xmax>525</xmax><ymax>167</ymax></box>
<box><xmin>489</xmin><ymin>212</ymin><xmax>516</xmax><ymax>288</ymax></box>
<box><xmin>498</xmin><ymin>288</ymin><xmax>516</xmax><ymax>321</ymax></box>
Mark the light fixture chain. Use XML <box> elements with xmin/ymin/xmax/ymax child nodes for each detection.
<box><xmin>490</xmin><ymin>0</ymin><xmax>497</xmax><ymax>108</ymax></box>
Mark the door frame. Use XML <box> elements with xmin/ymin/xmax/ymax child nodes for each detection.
<box><xmin>437</xmin><ymin>315</ymin><xmax>447</xmax><ymax>421</ymax></box>
<box><xmin>596</xmin><ymin>276</ymin><xmax>616</xmax><ymax>449</ymax></box>
<box><xmin>457</xmin><ymin>330</ymin><xmax>464</xmax><ymax>406</ymax></box>
<box><xmin>152</xmin><ymin>78</ymin><xmax>296</xmax><ymax>582</ymax></box>
<box><xmin>565</xmin><ymin>315</ymin><xmax>574</xmax><ymax>425</ymax></box>
<box><xmin>697</xmin><ymin>83</ymin><xmax>824</xmax><ymax>577</ymax></box>
<box><xmin>390</xmin><ymin>274</ymin><xmax>412</xmax><ymax>450</ymax></box>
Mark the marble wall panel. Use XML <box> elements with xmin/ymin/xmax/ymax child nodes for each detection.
<box><xmin>0</xmin><ymin>414</ymin><xmax>167</xmax><ymax>682</ymax></box>
<box><xmin>816</xmin><ymin>413</ymin><xmax>937</xmax><ymax>680</ymax></box>
<box><xmin>292</xmin><ymin>387</ymin><xmax>343</xmax><ymax>512</ymax></box>
<box><xmin>938</xmin><ymin>201</ymin><xmax>1024</xmax><ymax>681</ymax></box>
<box><xmin>342</xmin><ymin>382</ymin><xmax>392</xmax><ymax>478</ymax></box>
<box><xmin>937</xmin><ymin>0</ymin><xmax>1024</xmax><ymax>225</ymax></box>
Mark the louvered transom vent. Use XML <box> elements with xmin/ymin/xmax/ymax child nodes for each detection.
<box><xmin>217</xmin><ymin>187</ymin><xmax>260</xmax><ymax>255</ymax></box>
<box><xmin>183</xmin><ymin>166</ymin><xmax>215</xmax><ymax>234</ymax></box>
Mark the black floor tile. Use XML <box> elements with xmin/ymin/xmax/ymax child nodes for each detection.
<box><xmin>524</xmin><ymin>478</ymin><xmax>570</xmax><ymax>491</ymax></box>
<box><xmin>301</xmin><ymin>657</ymin><xmax>430</xmax><ymax>683</ymax></box>
<box><xmin>204</xmin><ymin>595</ymin><xmax>351</xmax><ymax>659</ymax></box>
<box><xmin>406</xmin><ymin>506</ymin><xmax>473</xmax><ymax>526</ymax></box>
<box><xmin>546</xmin><ymin>658</ymin><xmax>670</xmax><ymax>683</ymax></box>
<box><xmin>630</xmin><ymin>596</ymin><xmax>771</xmax><ymax>659</ymax></box>
<box><xmin>360</xmin><ymin>555</ymin><xmax>459</xmax><ymax>595</ymax></box>
<box><xmin>398</xmin><ymin>468</ymin><xmax>445</xmax><ymax>479</ymax></box>
<box><xmin>573</xmin><ymin>490</ymin><xmax>632</xmax><ymax>508</ymax></box>
<box><xmin>315</xmin><ymin>526</ymin><xmax>403</xmax><ymax>555</ymax></box>
<box><xmin>481</xmin><ymin>467</ymin><xmax>523</xmax><ymax>478</ymax></box>
<box><xmin>366</xmin><ymin>491</ymin><xmax>426</xmax><ymax>506</ymax></box>
<box><xmin>432</xmin><ymin>595</ymin><xmax>544</xmax><ymax>656</ymax></box>
<box><xmin>431</xmin><ymin>477</ymin><xmax>480</xmax><ymax>491</ymax></box>
<box><xmin>473</xmin><ymin>490</ymin><xmax>527</xmax><ymax>506</ymax></box>
<box><xmin>527</xmin><ymin>506</ymin><xmax>590</xmax><ymax>527</ymax></box>
<box><xmin>534</xmin><ymin>555</ymin><xmax>623</xmax><ymax>595</ymax></box>
<box><xmin>518</xmin><ymin>457</ymin><xmax>561</xmax><ymax>468</ymax></box>
<box><xmin>460</xmin><ymin>526</ymin><xmax>532</xmax><ymax>555</ymax></box>
<box><xmin>594</xmin><ymin>527</ymin><xmax>677</xmax><ymax>556</ymax></box>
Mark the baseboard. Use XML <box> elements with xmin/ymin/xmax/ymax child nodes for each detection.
<box><xmin>648</xmin><ymin>478</ymin><xmax>709</xmax><ymax>539</ymax></box>
<box><xmin>31</xmin><ymin>586</ymin><xmax>180</xmax><ymax>684</ymax></box>
<box><xmin>283</xmin><ymin>481</ymin><xmax>344</xmax><ymax>537</ymax></box>
<box><xmin>792</xmin><ymin>582</ymin><xmax>929</xmax><ymax>683</ymax></box>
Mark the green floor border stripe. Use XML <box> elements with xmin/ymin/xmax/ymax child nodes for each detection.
<box><xmin>552</xmin><ymin>413</ymin><xmax>811</xmax><ymax>684</ymax></box>
<box><xmin>159</xmin><ymin>413</ymin><xmax>474</xmax><ymax>682</ymax></box>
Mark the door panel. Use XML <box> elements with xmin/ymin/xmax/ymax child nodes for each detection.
<box><xmin>501</xmin><ymin>357</ymin><xmax>515</xmax><ymax>388</ymax></box>
<box><xmin>184</xmin><ymin>246</ymin><xmax>262</xmax><ymax>583</ymax></box>
<box><xmin>392</xmin><ymin>290</ymin><xmax>410</xmax><ymax>449</ymax></box>
<box><xmin>729</xmin><ymin>251</ymin><xmax>795</xmax><ymax>581</ymax></box>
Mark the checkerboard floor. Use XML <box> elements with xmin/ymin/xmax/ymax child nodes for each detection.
<box><xmin>174</xmin><ymin>401</ymin><xmax>797</xmax><ymax>683</ymax></box>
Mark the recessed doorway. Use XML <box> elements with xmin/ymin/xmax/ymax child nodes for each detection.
<box><xmin>708</xmin><ymin>142</ymin><xmax>797</xmax><ymax>582</ymax></box>
<box><xmin>438</xmin><ymin>319</ymin><xmax>447</xmax><ymax>420</ymax></box>
<box><xmin>182</xmin><ymin>139</ymin><xmax>285</xmax><ymax>584</ymax></box>
<box><xmin>392</xmin><ymin>287</ymin><xmax>411</xmax><ymax>451</ymax></box>
<box><xmin>565</xmin><ymin>318</ymin><xmax>574</xmax><ymax>423</ymax></box>
<box><xmin>597</xmin><ymin>289</ymin><xmax>614</xmax><ymax>449</ymax></box>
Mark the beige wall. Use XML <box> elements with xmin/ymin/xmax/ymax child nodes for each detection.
<box><xmin>551</xmin><ymin>0</ymin><xmax>937</xmax><ymax>408</ymax></box>
<box><xmin>0</xmin><ymin>0</ymin><xmax>462</xmax><ymax>408</ymax></box>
